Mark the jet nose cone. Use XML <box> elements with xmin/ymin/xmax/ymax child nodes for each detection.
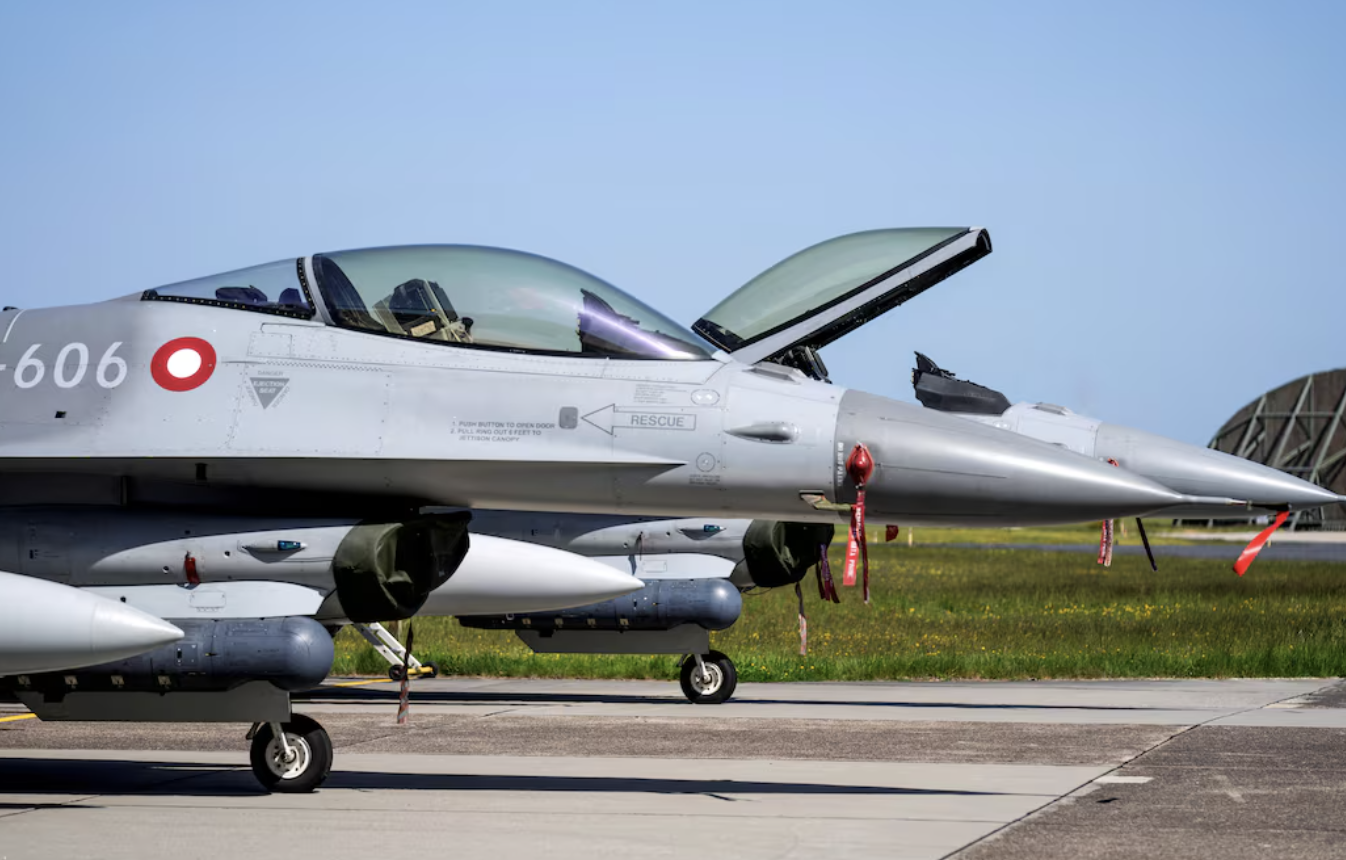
<box><xmin>419</xmin><ymin>535</ymin><xmax>643</xmax><ymax>616</ymax></box>
<box><xmin>836</xmin><ymin>391</ymin><xmax>1184</xmax><ymax>526</ymax></box>
<box><xmin>0</xmin><ymin>573</ymin><xmax>183</xmax><ymax>675</ymax></box>
<box><xmin>565</xmin><ymin>562</ymin><xmax>647</xmax><ymax>604</ymax></box>
<box><xmin>90</xmin><ymin>601</ymin><xmax>185</xmax><ymax>653</ymax></box>
<box><xmin>1096</xmin><ymin>424</ymin><xmax>1342</xmax><ymax>511</ymax></box>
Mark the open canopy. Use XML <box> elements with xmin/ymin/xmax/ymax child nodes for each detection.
<box><xmin>693</xmin><ymin>227</ymin><xmax>991</xmax><ymax>365</ymax></box>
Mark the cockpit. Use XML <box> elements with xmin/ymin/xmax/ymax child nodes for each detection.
<box><xmin>141</xmin><ymin>245</ymin><xmax>714</xmax><ymax>361</ymax></box>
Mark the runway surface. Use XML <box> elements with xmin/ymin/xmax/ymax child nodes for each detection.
<box><xmin>3</xmin><ymin>677</ymin><xmax>1345</xmax><ymax>859</ymax></box>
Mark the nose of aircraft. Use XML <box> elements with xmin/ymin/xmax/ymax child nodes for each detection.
<box><xmin>417</xmin><ymin>535</ymin><xmax>643</xmax><ymax>617</ymax></box>
<box><xmin>835</xmin><ymin>391</ymin><xmax>1186</xmax><ymax>526</ymax></box>
<box><xmin>91</xmin><ymin>600</ymin><xmax>186</xmax><ymax>655</ymax></box>
<box><xmin>1095</xmin><ymin>423</ymin><xmax>1342</xmax><ymax>511</ymax></box>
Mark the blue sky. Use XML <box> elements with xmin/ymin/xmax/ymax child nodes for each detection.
<box><xmin>1</xmin><ymin>2</ymin><xmax>1341</xmax><ymax>444</ymax></box>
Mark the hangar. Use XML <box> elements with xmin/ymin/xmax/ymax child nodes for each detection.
<box><xmin>1208</xmin><ymin>369</ymin><xmax>1346</xmax><ymax>529</ymax></box>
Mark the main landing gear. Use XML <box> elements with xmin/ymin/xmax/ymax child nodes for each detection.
<box><xmin>679</xmin><ymin>650</ymin><xmax>737</xmax><ymax>704</ymax></box>
<box><xmin>248</xmin><ymin>715</ymin><xmax>333</xmax><ymax>793</ymax></box>
<box><xmin>352</xmin><ymin>621</ymin><xmax>440</xmax><ymax>681</ymax></box>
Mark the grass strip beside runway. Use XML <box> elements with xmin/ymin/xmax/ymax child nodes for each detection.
<box><xmin>332</xmin><ymin>539</ymin><xmax>1346</xmax><ymax>681</ymax></box>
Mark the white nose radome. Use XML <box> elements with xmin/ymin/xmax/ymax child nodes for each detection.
<box><xmin>0</xmin><ymin>572</ymin><xmax>183</xmax><ymax>676</ymax></box>
<box><xmin>416</xmin><ymin>535</ymin><xmax>643</xmax><ymax>617</ymax></box>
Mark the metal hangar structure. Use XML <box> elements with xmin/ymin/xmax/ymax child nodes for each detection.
<box><xmin>1208</xmin><ymin>369</ymin><xmax>1346</xmax><ymax>529</ymax></box>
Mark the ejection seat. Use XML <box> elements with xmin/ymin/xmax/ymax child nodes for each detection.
<box><xmin>373</xmin><ymin>279</ymin><xmax>473</xmax><ymax>343</ymax></box>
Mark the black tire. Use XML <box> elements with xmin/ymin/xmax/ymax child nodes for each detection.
<box><xmin>423</xmin><ymin>661</ymin><xmax>440</xmax><ymax>679</ymax></box>
<box><xmin>249</xmin><ymin>714</ymin><xmax>334</xmax><ymax>794</ymax></box>
<box><xmin>679</xmin><ymin>650</ymin><xmax>737</xmax><ymax>704</ymax></box>
<box><xmin>388</xmin><ymin>664</ymin><xmax>406</xmax><ymax>682</ymax></box>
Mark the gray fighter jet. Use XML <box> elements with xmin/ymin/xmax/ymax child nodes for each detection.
<box><xmin>393</xmin><ymin>234</ymin><xmax>1345</xmax><ymax>704</ymax></box>
<box><xmin>0</xmin><ymin>226</ymin><xmax>1227</xmax><ymax>791</ymax></box>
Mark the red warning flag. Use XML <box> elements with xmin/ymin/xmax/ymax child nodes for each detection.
<box><xmin>795</xmin><ymin>582</ymin><xmax>808</xmax><ymax>655</ymax></box>
<box><xmin>1233</xmin><ymin>511</ymin><xmax>1290</xmax><ymax>576</ymax></box>
<box><xmin>1096</xmin><ymin>459</ymin><xmax>1120</xmax><ymax>568</ymax></box>
<box><xmin>816</xmin><ymin>544</ymin><xmax>840</xmax><ymax>603</ymax></box>
<box><xmin>1097</xmin><ymin>518</ymin><xmax>1114</xmax><ymax>567</ymax></box>
<box><xmin>396</xmin><ymin>624</ymin><xmax>415</xmax><ymax>725</ymax></box>
<box><xmin>842</xmin><ymin>443</ymin><xmax>875</xmax><ymax>603</ymax></box>
<box><xmin>885</xmin><ymin>525</ymin><xmax>900</xmax><ymax>542</ymax></box>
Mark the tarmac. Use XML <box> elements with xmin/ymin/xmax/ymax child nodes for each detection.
<box><xmin>3</xmin><ymin>677</ymin><xmax>1346</xmax><ymax>859</ymax></box>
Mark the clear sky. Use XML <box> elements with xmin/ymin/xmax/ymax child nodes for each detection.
<box><xmin>1</xmin><ymin>2</ymin><xmax>1341</xmax><ymax>444</ymax></box>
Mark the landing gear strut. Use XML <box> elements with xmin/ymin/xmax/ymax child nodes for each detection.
<box><xmin>352</xmin><ymin>622</ymin><xmax>439</xmax><ymax>681</ymax></box>
<box><xmin>679</xmin><ymin>650</ymin><xmax>737</xmax><ymax>704</ymax></box>
<box><xmin>248</xmin><ymin>714</ymin><xmax>333</xmax><ymax>793</ymax></box>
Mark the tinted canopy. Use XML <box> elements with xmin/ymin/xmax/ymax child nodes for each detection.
<box><xmin>313</xmin><ymin>245</ymin><xmax>713</xmax><ymax>360</ymax></box>
<box><xmin>694</xmin><ymin>227</ymin><xmax>991</xmax><ymax>364</ymax></box>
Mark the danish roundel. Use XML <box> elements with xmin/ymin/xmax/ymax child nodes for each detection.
<box><xmin>151</xmin><ymin>337</ymin><xmax>217</xmax><ymax>391</ymax></box>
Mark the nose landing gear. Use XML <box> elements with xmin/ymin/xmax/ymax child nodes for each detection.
<box><xmin>352</xmin><ymin>621</ymin><xmax>439</xmax><ymax>680</ymax></box>
<box><xmin>679</xmin><ymin>650</ymin><xmax>737</xmax><ymax>704</ymax></box>
<box><xmin>248</xmin><ymin>714</ymin><xmax>333</xmax><ymax>793</ymax></box>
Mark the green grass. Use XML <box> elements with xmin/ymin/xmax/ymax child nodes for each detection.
<box><xmin>891</xmin><ymin>521</ymin><xmax>1243</xmax><ymax>545</ymax></box>
<box><xmin>333</xmin><ymin>540</ymin><xmax>1346</xmax><ymax>681</ymax></box>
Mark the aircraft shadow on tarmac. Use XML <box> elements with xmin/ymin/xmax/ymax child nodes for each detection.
<box><xmin>0</xmin><ymin>802</ymin><xmax>89</xmax><ymax>810</ymax></box>
<box><xmin>303</xmin><ymin>686</ymin><xmax>1158</xmax><ymax>712</ymax></box>
<box><xmin>320</xmin><ymin>772</ymin><xmax>1004</xmax><ymax>796</ymax></box>
<box><xmin>0</xmin><ymin>758</ymin><xmax>1003</xmax><ymax>799</ymax></box>
<box><xmin>296</xmin><ymin>688</ymin><xmax>678</xmax><ymax>707</ymax></box>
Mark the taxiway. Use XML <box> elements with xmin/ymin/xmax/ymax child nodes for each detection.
<box><xmin>2</xmin><ymin>678</ymin><xmax>1344</xmax><ymax>859</ymax></box>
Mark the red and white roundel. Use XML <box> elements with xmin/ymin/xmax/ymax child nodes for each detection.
<box><xmin>151</xmin><ymin>337</ymin><xmax>217</xmax><ymax>391</ymax></box>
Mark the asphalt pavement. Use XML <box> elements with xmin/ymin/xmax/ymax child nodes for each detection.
<box><xmin>1</xmin><ymin>677</ymin><xmax>1344</xmax><ymax>859</ymax></box>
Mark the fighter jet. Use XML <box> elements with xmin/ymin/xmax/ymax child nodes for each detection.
<box><xmin>392</xmin><ymin>231</ymin><xmax>1345</xmax><ymax>702</ymax></box>
<box><xmin>0</xmin><ymin>226</ymin><xmax>1221</xmax><ymax>791</ymax></box>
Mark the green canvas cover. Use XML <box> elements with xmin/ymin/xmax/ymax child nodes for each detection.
<box><xmin>739</xmin><ymin>520</ymin><xmax>835</xmax><ymax>588</ymax></box>
<box><xmin>333</xmin><ymin>512</ymin><xmax>471</xmax><ymax>622</ymax></box>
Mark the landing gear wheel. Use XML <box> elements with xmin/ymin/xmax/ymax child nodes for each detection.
<box><xmin>422</xmin><ymin>661</ymin><xmax>440</xmax><ymax>679</ymax></box>
<box><xmin>388</xmin><ymin>664</ymin><xmax>406</xmax><ymax>682</ymax></box>
<box><xmin>249</xmin><ymin>714</ymin><xmax>333</xmax><ymax>794</ymax></box>
<box><xmin>679</xmin><ymin>650</ymin><xmax>737</xmax><ymax>704</ymax></box>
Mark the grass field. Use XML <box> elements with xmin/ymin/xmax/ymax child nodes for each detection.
<box><xmin>888</xmin><ymin>521</ymin><xmax>1233</xmax><ymax>545</ymax></box>
<box><xmin>332</xmin><ymin>526</ymin><xmax>1346</xmax><ymax>681</ymax></box>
